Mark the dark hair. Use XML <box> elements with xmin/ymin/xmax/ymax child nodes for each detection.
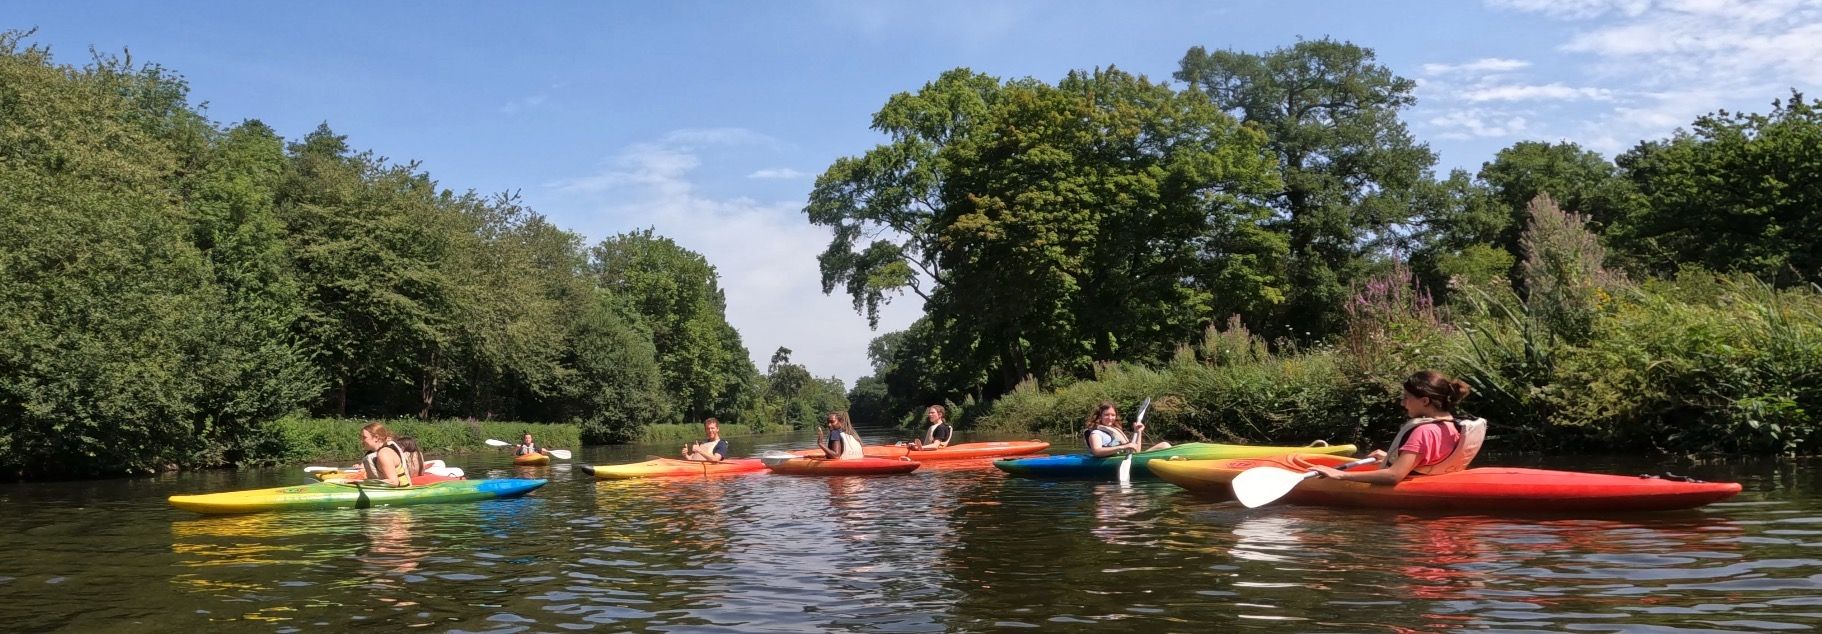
<box><xmin>926</xmin><ymin>404</ymin><xmax>946</xmax><ymax>421</ymax></box>
<box><xmin>826</xmin><ymin>411</ymin><xmax>854</xmax><ymax>435</ymax></box>
<box><xmin>395</xmin><ymin>436</ymin><xmax>419</xmax><ymax>453</ymax></box>
<box><xmin>1403</xmin><ymin>370</ymin><xmax>1471</xmax><ymax>413</ymax></box>
<box><xmin>1084</xmin><ymin>401</ymin><xmax>1121</xmax><ymax>431</ymax></box>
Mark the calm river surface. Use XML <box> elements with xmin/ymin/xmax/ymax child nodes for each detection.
<box><xmin>2</xmin><ymin>428</ymin><xmax>1819</xmax><ymax>633</ymax></box>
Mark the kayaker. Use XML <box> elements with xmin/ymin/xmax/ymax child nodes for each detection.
<box><xmin>817</xmin><ymin>411</ymin><xmax>865</xmax><ymax>460</ymax></box>
<box><xmin>903</xmin><ymin>404</ymin><xmax>953</xmax><ymax>451</ymax></box>
<box><xmin>358</xmin><ymin>422</ymin><xmax>413</xmax><ymax>487</ymax></box>
<box><xmin>514</xmin><ymin>433</ymin><xmax>552</xmax><ymax>458</ymax></box>
<box><xmin>395</xmin><ymin>436</ymin><xmax>426</xmax><ymax>477</ymax></box>
<box><xmin>682</xmin><ymin>417</ymin><xmax>729</xmax><ymax>462</ymax></box>
<box><xmin>1083</xmin><ymin>401</ymin><xmax>1171</xmax><ymax>458</ymax></box>
<box><xmin>1310</xmin><ymin>370</ymin><xmax>1487</xmax><ymax>484</ymax></box>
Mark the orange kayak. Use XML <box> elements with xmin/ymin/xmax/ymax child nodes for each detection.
<box><xmin>792</xmin><ymin>440</ymin><xmax>1049</xmax><ymax>461</ymax></box>
<box><xmin>763</xmin><ymin>456</ymin><xmax>920</xmax><ymax>476</ymax></box>
<box><xmin>1150</xmin><ymin>453</ymin><xmax>1744</xmax><ymax>512</ymax></box>
<box><xmin>513</xmin><ymin>453</ymin><xmax>551</xmax><ymax>466</ymax></box>
<box><xmin>580</xmin><ymin>458</ymin><xmax>767</xmax><ymax>479</ymax></box>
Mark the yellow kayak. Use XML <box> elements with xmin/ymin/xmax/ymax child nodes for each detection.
<box><xmin>579</xmin><ymin>458</ymin><xmax>768</xmax><ymax>479</ymax></box>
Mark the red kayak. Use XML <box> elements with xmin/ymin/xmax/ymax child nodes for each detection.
<box><xmin>763</xmin><ymin>456</ymin><xmax>920</xmax><ymax>476</ymax></box>
<box><xmin>792</xmin><ymin>440</ymin><xmax>1049</xmax><ymax>461</ymax></box>
<box><xmin>1150</xmin><ymin>453</ymin><xmax>1743</xmax><ymax>512</ymax></box>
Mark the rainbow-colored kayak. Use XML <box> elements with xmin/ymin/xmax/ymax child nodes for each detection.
<box><xmin>580</xmin><ymin>458</ymin><xmax>767</xmax><ymax>479</ymax></box>
<box><xmin>168</xmin><ymin>478</ymin><xmax>547</xmax><ymax>514</ymax></box>
<box><xmin>993</xmin><ymin>442</ymin><xmax>1357</xmax><ymax>479</ymax></box>
<box><xmin>1150</xmin><ymin>453</ymin><xmax>1743</xmax><ymax>512</ymax></box>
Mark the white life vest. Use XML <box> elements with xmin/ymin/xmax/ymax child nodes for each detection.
<box><xmin>921</xmin><ymin>422</ymin><xmax>951</xmax><ymax>447</ymax></box>
<box><xmin>1086</xmin><ymin>424</ymin><xmax>1131</xmax><ymax>450</ymax></box>
<box><xmin>1384</xmin><ymin>416</ymin><xmax>1488</xmax><ymax>475</ymax></box>
<box><xmin>361</xmin><ymin>441</ymin><xmax>413</xmax><ymax>486</ymax></box>
<box><xmin>836</xmin><ymin>431</ymin><xmax>864</xmax><ymax>460</ymax></box>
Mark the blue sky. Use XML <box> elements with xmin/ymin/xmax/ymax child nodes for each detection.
<box><xmin>12</xmin><ymin>1</ymin><xmax>1821</xmax><ymax>384</ymax></box>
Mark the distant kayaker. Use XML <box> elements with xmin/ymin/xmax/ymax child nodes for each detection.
<box><xmin>817</xmin><ymin>411</ymin><xmax>865</xmax><ymax>460</ymax></box>
<box><xmin>682</xmin><ymin>418</ymin><xmax>729</xmax><ymax>463</ymax></box>
<box><xmin>395</xmin><ymin>436</ymin><xmax>426</xmax><ymax>477</ymax></box>
<box><xmin>359</xmin><ymin>422</ymin><xmax>413</xmax><ymax>487</ymax></box>
<box><xmin>903</xmin><ymin>404</ymin><xmax>953</xmax><ymax>451</ymax></box>
<box><xmin>1310</xmin><ymin>370</ymin><xmax>1487</xmax><ymax>484</ymax></box>
<box><xmin>1083</xmin><ymin>401</ymin><xmax>1171</xmax><ymax>458</ymax></box>
<box><xmin>514</xmin><ymin>433</ymin><xmax>552</xmax><ymax>458</ymax></box>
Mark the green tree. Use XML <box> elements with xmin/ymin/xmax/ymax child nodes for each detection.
<box><xmin>589</xmin><ymin>229</ymin><xmax>754</xmax><ymax>421</ymax></box>
<box><xmin>1176</xmin><ymin>38</ymin><xmax>1436</xmax><ymax>340</ymax></box>
<box><xmin>1615</xmin><ymin>91</ymin><xmax>1822</xmax><ymax>283</ymax></box>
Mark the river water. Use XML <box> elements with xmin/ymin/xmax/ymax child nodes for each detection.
<box><xmin>2</xmin><ymin>429</ymin><xmax>1818</xmax><ymax>633</ymax></box>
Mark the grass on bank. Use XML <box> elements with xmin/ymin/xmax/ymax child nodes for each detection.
<box><xmin>265</xmin><ymin>417</ymin><xmax>582</xmax><ymax>463</ymax></box>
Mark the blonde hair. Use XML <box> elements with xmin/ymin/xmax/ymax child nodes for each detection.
<box><xmin>361</xmin><ymin>422</ymin><xmax>395</xmax><ymax>442</ymax></box>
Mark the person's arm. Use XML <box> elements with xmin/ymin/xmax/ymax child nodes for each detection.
<box><xmin>932</xmin><ymin>425</ymin><xmax>952</xmax><ymax>449</ymax></box>
<box><xmin>1312</xmin><ymin>450</ymin><xmax>1420</xmax><ymax>484</ymax></box>
<box><xmin>706</xmin><ymin>440</ymin><xmax>726</xmax><ymax>463</ymax></box>
<box><xmin>818</xmin><ymin>428</ymin><xmax>839</xmax><ymax>459</ymax></box>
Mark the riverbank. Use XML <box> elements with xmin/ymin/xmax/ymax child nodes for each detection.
<box><xmin>264</xmin><ymin>417</ymin><xmax>583</xmax><ymax>464</ymax></box>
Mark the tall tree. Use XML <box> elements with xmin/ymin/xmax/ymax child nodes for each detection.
<box><xmin>1615</xmin><ymin>91</ymin><xmax>1822</xmax><ymax>284</ymax></box>
<box><xmin>589</xmin><ymin>229</ymin><xmax>754</xmax><ymax>421</ymax></box>
<box><xmin>1175</xmin><ymin>38</ymin><xmax>1436</xmax><ymax>340</ymax></box>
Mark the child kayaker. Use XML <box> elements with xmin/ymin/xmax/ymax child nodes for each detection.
<box><xmin>1083</xmin><ymin>401</ymin><xmax>1170</xmax><ymax>458</ymax></box>
<box><xmin>514</xmin><ymin>433</ymin><xmax>551</xmax><ymax>458</ymax></box>
<box><xmin>1310</xmin><ymin>370</ymin><xmax>1487</xmax><ymax>484</ymax></box>
<box><xmin>358</xmin><ymin>422</ymin><xmax>413</xmax><ymax>487</ymax></box>
<box><xmin>682</xmin><ymin>418</ymin><xmax>729</xmax><ymax>462</ymax></box>
<box><xmin>903</xmin><ymin>404</ymin><xmax>953</xmax><ymax>451</ymax></box>
<box><xmin>395</xmin><ymin>436</ymin><xmax>426</xmax><ymax>477</ymax></box>
<box><xmin>817</xmin><ymin>411</ymin><xmax>865</xmax><ymax>460</ymax></box>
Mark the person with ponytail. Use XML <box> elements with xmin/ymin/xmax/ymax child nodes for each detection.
<box><xmin>358</xmin><ymin>422</ymin><xmax>413</xmax><ymax>487</ymax></box>
<box><xmin>1310</xmin><ymin>370</ymin><xmax>1487</xmax><ymax>484</ymax></box>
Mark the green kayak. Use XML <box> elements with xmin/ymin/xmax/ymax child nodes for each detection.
<box><xmin>168</xmin><ymin>478</ymin><xmax>547</xmax><ymax>514</ymax></box>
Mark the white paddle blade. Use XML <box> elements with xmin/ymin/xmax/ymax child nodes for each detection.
<box><xmin>425</xmin><ymin>466</ymin><xmax>464</xmax><ymax>478</ymax></box>
<box><xmin>303</xmin><ymin>466</ymin><xmax>338</xmax><ymax>474</ymax></box>
<box><xmin>548</xmin><ymin>449</ymin><xmax>572</xmax><ymax>460</ymax></box>
<box><xmin>1118</xmin><ymin>452</ymin><xmax>1135</xmax><ymax>483</ymax></box>
<box><xmin>1231</xmin><ymin>466</ymin><xmax>1314</xmax><ymax>508</ymax></box>
<box><xmin>484</xmin><ymin>438</ymin><xmax>510</xmax><ymax>447</ymax></box>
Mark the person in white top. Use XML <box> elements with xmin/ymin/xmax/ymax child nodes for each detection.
<box><xmin>816</xmin><ymin>411</ymin><xmax>866</xmax><ymax>460</ymax></box>
<box><xmin>1082</xmin><ymin>401</ymin><xmax>1171</xmax><ymax>458</ymax></box>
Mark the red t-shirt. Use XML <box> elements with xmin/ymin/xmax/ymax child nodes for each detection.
<box><xmin>1398</xmin><ymin>420</ymin><xmax>1461</xmax><ymax>467</ymax></box>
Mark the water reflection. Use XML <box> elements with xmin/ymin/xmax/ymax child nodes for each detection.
<box><xmin>2</xmin><ymin>441</ymin><xmax>1820</xmax><ymax>632</ymax></box>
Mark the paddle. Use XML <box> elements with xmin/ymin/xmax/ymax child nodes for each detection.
<box><xmin>1231</xmin><ymin>457</ymin><xmax>1379</xmax><ymax>508</ymax></box>
<box><xmin>304</xmin><ymin>466</ymin><xmax>358</xmax><ymax>474</ymax></box>
<box><xmin>485</xmin><ymin>438</ymin><xmax>572</xmax><ymax>459</ymax></box>
<box><xmin>1118</xmin><ymin>397</ymin><xmax>1153</xmax><ymax>484</ymax></box>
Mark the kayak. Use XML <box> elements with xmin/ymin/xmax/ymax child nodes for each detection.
<box><xmin>580</xmin><ymin>458</ymin><xmax>767</xmax><ymax>479</ymax></box>
<box><xmin>763</xmin><ymin>456</ymin><xmax>920</xmax><ymax>476</ymax></box>
<box><xmin>792</xmin><ymin>440</ymin><xmax>1051</xmax><ymax>461</ymax></box>
<box><xmin>1149</xmin><ymin>453</ymin><xmax>1743</xmax><ymax>512</ymax></box>
<box><xmin>514</xmin><ymin>453</ymin><xmax>551</xmax><ymax>466</ymax></box>
<box><xmin>993</xmin><ymin>442</ymin><xmax>1357</xmax><ymax>479</ymax></box>
<box><xmin>168</xmin><ymin>478</ymin><xmax>548</xmax><ymax>514</ymax></box>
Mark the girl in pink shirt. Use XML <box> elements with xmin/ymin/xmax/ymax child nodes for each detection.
<box><xmin>1311</xmin><ymin>370</ymin><xmax>1470</xmax><ymax>484</ymax></box>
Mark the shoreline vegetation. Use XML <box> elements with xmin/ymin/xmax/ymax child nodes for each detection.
<box><xmin>5</xmin><ymin>30</ymin><xmax>1820</xmax><ymax>480</ymax></box>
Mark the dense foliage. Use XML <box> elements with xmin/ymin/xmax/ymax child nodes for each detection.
<box><xmin>0</xmin><ymin>32</ymin><xmax>841</xmax><ymax>478</ymax></box>
<box><xmin>817</xmin><ymin>44</ymin><xmax>1822</xmax><ymax>452</ymax></box>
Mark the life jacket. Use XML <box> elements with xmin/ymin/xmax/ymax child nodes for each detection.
<box><xmin>361</xmin><ymin>441</ymin><xmax>413</xmax><ymax>486</ymax></box>
<box><xmin>1085</xmin><ymin>424</ymin><xmax>1130</xmax><ymax>449</ymax></box>
<box><xmin>691</xmin><ymin>438</ymin><xmax>728</xmax><ymax>461</ymax></box>
<box><xmin>515</xmin><ymin>443</ymin><xmax>538</xmax><ymax>456</ymax></box>
<box><xmin>835</xmin><ymin>431</ymin><xmax>864</xmax><ymax>460</ymax></box>
<box><xmin>1384</xmin><ymin>416</ymin><xmax>1488</xmax><ymax>475</ymax></box>
<box><xmin>921</xmin><ymin>422</ymin><xmax>952</xmax><ymax>447</ymax></box>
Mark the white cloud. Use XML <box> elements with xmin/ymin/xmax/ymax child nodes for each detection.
<box><xmin>1429</xmin><ymin>109</ymin><xmax>1531</xmax><ymax>139</ymax></box>
<box><xmin>545</xmin><ymin>130</ymin><xmax>920</xmax><ymax>386</ymax></box>
<box><xmin>747</xmin><ymin>168</ymin><xmax>808</xmax><ymax>179</ymax></box>
<box><xmin>1487</xmin><ymin>0</ymin><xmax>1652</xmax><ymax>20</ymax></box>
<box><xmin>501</xmin><ymin>94</ymin><xmax>548</xmax><ymax>114</ymax></box>
<box><xmin>1461</xmin><ymin>83</ymin><xmax>1614</xmax><ymax>102</ymax></box>
<box><xmin>1422</xmin><ymin>58</ymin><xmax>1532</xmax><ymax>76</ymax></box>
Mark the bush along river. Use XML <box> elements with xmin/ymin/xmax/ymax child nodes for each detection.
<box><xmin>1</xmin><ymin>427</ymin><xmax>1818</xmax><ymax>633</ymax></box>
